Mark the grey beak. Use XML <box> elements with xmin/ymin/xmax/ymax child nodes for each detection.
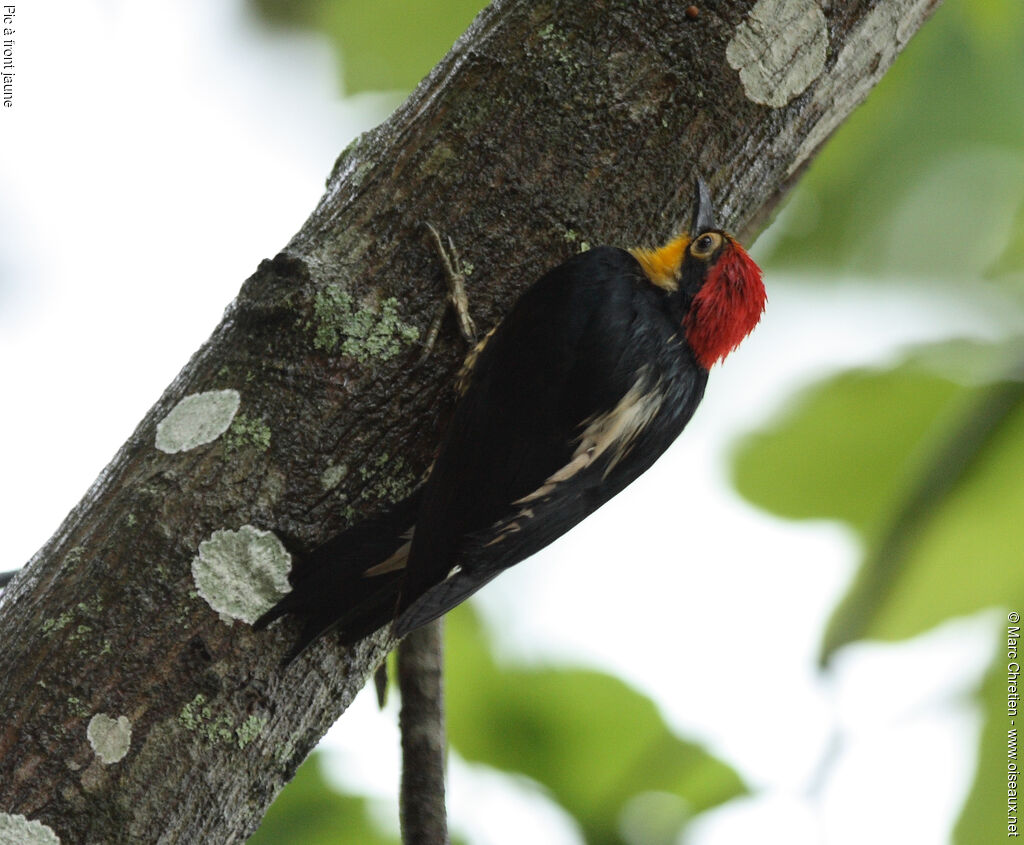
<box><xmin>690</xmin><ymin>178</ymin><xmax>716</xmax><ymax>236</ymax></box>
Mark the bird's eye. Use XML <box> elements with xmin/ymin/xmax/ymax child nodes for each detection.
<box><xmin>690</xmin><ymin>232</ymin><xmax>722</xmax><ymax>259</ymax></box>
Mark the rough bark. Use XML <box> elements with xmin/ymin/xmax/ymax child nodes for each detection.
<box><xmin>0</xmin><ymin>0</ymin><xmax>939</xmax><ymax>841</ymax></box>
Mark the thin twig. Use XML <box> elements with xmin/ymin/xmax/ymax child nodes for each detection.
<box><xmin>397</xmin><ymin>619</ymin><xmax>449</xmax><ymax>845</ymax></box>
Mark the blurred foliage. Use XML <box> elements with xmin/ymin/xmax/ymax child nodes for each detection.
<box><xmin>733</xmin><ymin>344</ymin><xmax>1024</xmax><ymax>657</ymax></box>
<box><xmin>445</xmin><ymin>606</ymin><xmax>746</xmax><ymax>845</ymax></box>
<box><xmin>734</xmin><ymin>364</ymin><xmax>965</xmax><ymax>538</ymax></box>
<box><xmin>248</xmin><ymin>753</ymin><xmax>396</xmax><ymax>845</ymax></box>
<box><xmin>735</xmin><ymin>0</ymin><xmax>1024</xmax><ymax>839</ymax></box>
<box><xmin>733</xmin><ymin>346</ymin><xmax>1024</xmax><ymax>844</ymax></box>
<box><xmin>760</xmin><ymin>0</ymin><xmax>1024</xmax><ymax>283</ymax></box>
<box><xmin>255</xmin><ymin>606</ymin><xmax>744</xmax><ymax>844</ymax></box>
<box><xmin>248</xmin><ymin>0</ymin><xmax>487</xmax><ymax>94</ymax></box>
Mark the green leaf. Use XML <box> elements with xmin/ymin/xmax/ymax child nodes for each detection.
<box><xmin>732</xmin><ymin>343</ymin><xmax>1024</xmax><ymax>661</ymax></box>
<box><xmin>249</xmin><ymin>0</ymin><xmax>487</xmax><ymax>94</ymax></box>
<box><xmin>988</xmin><ymin>195</ymin><xmax>1024</xmax><ymax>282</ymax></box>
<box><xmin>445</xmin><ymin>606</ymin><xmax>746</xmax><ymax>845</ymax></box>
<box><xmin>249</xmin><ymin>752</ymin><xmax>397</xmax><ymax>845</ymax></box>
<box><xmin>731</xmin><ymin>365</ymin><xmax>964</xmax><ymax>537</ymax></box>
<box><xmin>833</xmin><ymin>376</ymin><xmax>1024</xmax><ymax>651</ymax></box>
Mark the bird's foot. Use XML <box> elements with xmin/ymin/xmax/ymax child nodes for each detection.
<box><xmin>418</xmin><ymin>223</ymin><xmax>477</xmax><ymax>364</ymax></box>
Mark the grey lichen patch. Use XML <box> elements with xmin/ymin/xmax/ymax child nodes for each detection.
<box><xmin>179</xmin><ymin>695</ymin><xmax>267</xmax><ymax>748</ymax></box>
<box><xmin>67</xmin><ymin>696</ymin><xmax>90</xmax><ymax>718</ymax></box>
<box><xmin>256</xmin><ymin>466</ymin><xmax>287</xmax><ymax>512</ymax></box>
<box><xmin>421</xmin><ymin>143</ymin><xmax>456</xmax><ymax>176</ymax></box>
<box><xmin>156</xmin><ymin>389</ymin><xmax>241</xmax><ymax>454</ymax></box>
<box><xmin>77</xmin><ymin>595</ymin><xmax>103</xmax><ymax>616</ymax></box>
<box><xmin>179</xmin><ymin>693</ymin><xmax>209</xmax><ymax>732</ymax></box>
<box><xmin>41</xmin><ymin>596</ymin><xmax>102</xmax><ymax>639</ymax></box>
<box><xmin>87</xmin><ymin>713</ymin><xmax>132</xmax><ymax>764</ymax></box>
<box><xmin>236</xmin><ymin>714</ymin><xmax>269</xmax><ymax>749</ymax></box>
<box><xmin>223</xmin><ymin>413</ymin><xmax>272</xmax><ymax>453</ymax></box>
<box><xmin>310</xmin><ymin>287</ymin><xmax>420</xmax><ymax>362</ymax></box>
<box><xmin>321</xmin><ymin>462</ymin><xmax>349</xmax><ymax>491</ymax></box>
<box><xmin>726</xmin><ymin>0</ymin><xmax>828</xmax><ymax>108</ymax></box>
<box><xmin>191</xmin><ymin>526</ymin><xmax>291</xmax><ymax>624</ymax></box>
<box><xmin>0</xmin><ymin>813</ymin><xmax>61</xmax><ymax>845</ymax></box>
<box><xmin>179</xmin><ymin>694</ymin><xmax>233</xmax><ymax>744</ymax></box>
<box><xmin>41</xmin><ymin>611</ymin><xmax>73</xmax><ymax>637</ymax></box>
<box><xmin>69</xmin><ymin>624</ymin><xmax>93</xmax><ymax>644</ymax></box>
<box><xmin>359</xmin><ymin>453</ymin><xmax>418</xmax><ymax>504</ymax></box>
<box><xmin>536</xmin><ymin>21</ymin><xmax>573</xmax><ymax>66</ymax></box>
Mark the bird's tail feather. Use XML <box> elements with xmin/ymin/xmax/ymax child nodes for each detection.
<box><xmin>255</xmin><ymin>488</ymin><xmax>423</xmax><ymax>663</ymax></box>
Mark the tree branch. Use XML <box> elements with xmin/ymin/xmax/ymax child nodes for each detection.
<box><xmin>398</xmin><ymin>621</ymin><xmax>449</xmax><ymax>845</ymax></box>
<box><xmin>0</xmin><ymin>0</ymin><xmax>940</xmax><ymax>841</ymax></box>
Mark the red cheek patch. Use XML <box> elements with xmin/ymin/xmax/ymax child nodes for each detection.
<box><xmin>684</xmin><ymin>242</ymin><xmax>766</xmax><ymax>369</ymax></box>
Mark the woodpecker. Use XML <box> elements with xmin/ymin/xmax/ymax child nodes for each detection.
<box><xmin>255</xmin><ymin>182</ymin><xmax>766</xmax><ymax>660</ymax></box>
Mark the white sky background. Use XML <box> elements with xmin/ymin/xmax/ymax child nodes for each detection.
<box><xmin>0</xmin><ymin>2</ymin><xmax>1012</xmax><ymax>843</ymax></box>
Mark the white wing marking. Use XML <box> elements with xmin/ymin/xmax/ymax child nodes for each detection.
<box><xmin>513</xmin><ymin>370</ymin><xmax>663</xmax><ymax>507</ymax></box>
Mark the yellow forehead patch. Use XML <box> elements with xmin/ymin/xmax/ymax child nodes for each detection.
<box><xmin>628</xmin><ymin>234</ymin><xmax>691</xmax><ymax>291</ymax></box>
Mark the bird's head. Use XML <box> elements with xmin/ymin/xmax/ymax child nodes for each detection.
<box><xmin>629</xmin><ymin>181</ymin><xmax>766</xmax><ymax>369</ymax></box>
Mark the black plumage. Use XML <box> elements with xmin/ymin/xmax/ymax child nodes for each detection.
<box><xmin>394</xmin><ymin>246</ymin><xmax>708</xmax><ymax>635</ymax></box>
<box><xmin>256</xmin><ymin>191</ymin><xmax>766</xmax><ymax>661</ymax></box>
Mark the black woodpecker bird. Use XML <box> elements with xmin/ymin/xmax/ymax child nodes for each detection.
<box><xmin>255</xmin><ymin>183</ymin><xmax>766</xmax><ymax>661</ymax></box>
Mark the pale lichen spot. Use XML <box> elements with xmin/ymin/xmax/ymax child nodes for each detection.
<box><xmin>86</xmin><ymin>713</ymin><xmax>132</xmax><ymax>765</ymax></box>
<box><xmin>223</xmin><ymin>413</ymin><xmax>272</xmax><ymax>454</ymax></box>
<box><xmin>310</xmin><ymin>287</ymin><xmax>420</xmax><ymax>362</ymax></box>
<box><xmin>236</xmin><ymin>714</ymin><xmax>269</xmax><ymax>749</ymax></box>
<box><xmin>726</xmin><ymin>0</ymin><xmax>828</xmax><ymax>108</ymax></box>
<box><xmin>784</xmin><ymin>0</ymin><xmax>936</xmax><ymax>176</ymax></box>
<box><xmin>321</xmin><ymin>463</ymin><xmax>348</xmax><ymax>491</ymax></box>
<box><xmin>191</xmin><ymin>526</ymin><xmax>291</xmax><ymax>624</ymax></box>
<box><xmin>156</xmin><ymin>390</ymin><xmax>241</xmax><ymax>454</ymax></box>
<box><xmin>0</xmin><ymin>813</ymin><xmax>61</xmax><ymax>845</ymax></box>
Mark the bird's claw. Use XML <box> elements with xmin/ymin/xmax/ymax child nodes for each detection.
<box><xmin>419</xmin><ymin>223</ymin><xmax>477</xmax><ymax>364</ymax></box>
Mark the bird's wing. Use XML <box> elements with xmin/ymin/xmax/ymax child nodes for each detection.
<box><xmin>395</xmin><ymin>247</ymin><xmax>707</xmax><ymax>634</ymax></box>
